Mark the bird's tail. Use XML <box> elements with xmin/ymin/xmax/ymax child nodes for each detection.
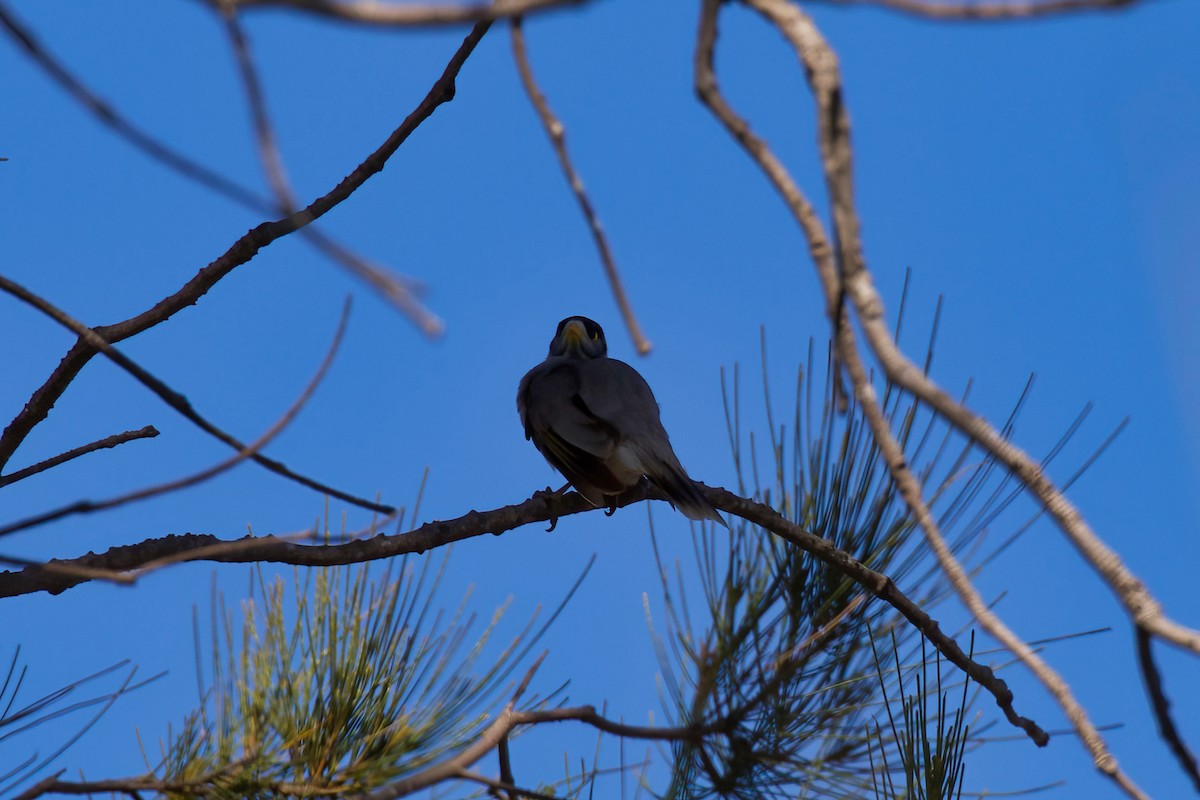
<box><xmin>644</xmin><ymin>451</ymin><xmax>727</xmax><ymax>527</ymax></box>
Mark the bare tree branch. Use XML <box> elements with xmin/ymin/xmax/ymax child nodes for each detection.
<box><xmin>0</xmin><ymin>297</ymin><xmax>352</xmax><ymax>538</ymax></box>
<box><xmin>786</xmin><ymin>0</ymin><xmax>1200</xmax><ymax>669</ymax></box>
<box><xmin>0</xmin><ymin>19</ymin><xmax>491</xmax><ymax>476</ymax></box>
<box><xmin>232</xmin><ymin>0</ymin><xmax>595</xmax><ymax>27</ymax></box>
<box><xmin>694</xmin><ymin>0</ymin><xmax>1144</xmax><ymax>794</ymax></box>
<box><xmin>0</xmin><ymin>554</ymin><xmax>134</xmax><ymax>586</ymax></box>
<box><xmin>0</xmin><ymin>481</ymin><xmax>1046</xmax><ymax>745</ymax></box>
<box><xmin>215</xmin><ymin>1</ymin><xmax>444</xmax><ymax>335</ymax></box>
<box><xmin>458</xmin><ymin>769</ymin><xmax>559</xmax><ymax>800</ymax></box>
<box><xmin>13</xmin><ymin>696</ymin><xmax>696</xmax><ymax>800</ymax></box>
<box><xmin>0</xmin><ymin>1</ymin><xmax>440</xmax><ymax>333</ymax></box>
<box><xmin>0</xmin><ymin>276</ymin><xmax>391</xmax><ymax>517</ymax></box>
<box><xmin>0</xmin><ymin>426</ymin><xmax>158</xmax><ymax>488</ymax></box>
<box><xmin>810</xmin><ymin>0</ymin><xmax>1150</xmax><ymax>20</ymax></box>
<box><xmin>740</xmin><ymin>0</ymin><xmax>1200</xmax><ymax>786</ymax></box>
<box><xmin>510</xmin><ymin>16</ymin><xmax>652</xmax><ymax>356</ymax></box>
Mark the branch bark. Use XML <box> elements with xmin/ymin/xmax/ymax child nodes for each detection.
<box><xmin>0</xmin><ymin>2</ymin><xmax>433</xmax><ymax>331</ymax></box>
<box><xmin>0</xmin><ymin>481</ymin><xmax>1046</xmax><ymax>745</ymax></box>
<box><xmin>0</xmin><ymin>277</ymin><xmax>390</xmax><ymax>517</ymax></box>
<box><xmin>510</xmin><ymin>16</ymin><xmax>652</xmax><ymax>356</ymax></box>
<box><xmin>694</xmin><ymin>0</ymin><xmax>1146</xmax><ymax>794</ymax></box>
<box><xmin>809</xmin><ymin>0</ymin><xmax>1146</xmax><ymax>20</ymax></box>
<box><xmin>0</xmin><ymin>18</ymin><xmax>491</xmax><ymax>476</ymax></box>
<box><xmin>0</xmin><ymin>299</ymin><xmax>351</xmax><ymax>537</ymax></box>
<box><xmin>0</xmin><ymin>426</ymin><xmax>158</xmax><ymax>488</ymax></box>
<box><xmin>232</xmin><ymin>0</ymin><xmax>594</xmax><ymax>27</ymax></box>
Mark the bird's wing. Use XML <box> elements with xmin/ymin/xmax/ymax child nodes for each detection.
<box><xmin>577</xmin><ymin>358</ymin><xmax>727</xmax><ymax>526</ymax></box>
<box><xmin>574</xmin><ymin>358</ymin><xmax>664</xmax><ymax>439</ymax></box>
<box><xmin>518</xmin><ymin>358</ymin><xmax>626</xmax><ymax>498</ymax></box>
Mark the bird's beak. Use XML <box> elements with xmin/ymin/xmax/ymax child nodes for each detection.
<box><xmin>562</xmin><ymin>320</ymin><xmax>586</xmax><ymax>346</ymax></box>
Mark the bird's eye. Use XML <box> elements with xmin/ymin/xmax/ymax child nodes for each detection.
<box><xmin>590</xmin><ymin>330</ymin><xmax>599</xmax><ymax>340</ymax></box>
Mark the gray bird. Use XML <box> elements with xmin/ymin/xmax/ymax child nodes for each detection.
<box><xmin>518</xmin><ymin>316</ymin><xmax>725</xmax><ymax>526</ymax></box>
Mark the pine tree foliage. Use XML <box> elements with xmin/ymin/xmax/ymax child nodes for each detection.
<box><xmin>0</xmin><ymin>649</ymin><xmax>153</xmax><ymax>796</ymax></box>
<box><xmin>11</xmin><ymin>325</ymin><xmax>1094</xmax><ymax>798</ymax></box>
<box><xmin>157</xmin><ymin>555</ymin><xmax>556</xmax><ymax>798</ymax></box>
<box><xmin>868</xmin><ymin>636</ymin><xmax>971</xmax><ymax>800</ymax></box>
<box><xmin>650</xmin><ymin>327</ymin><xmax>1036</xmax><ymax>799</ymax></box>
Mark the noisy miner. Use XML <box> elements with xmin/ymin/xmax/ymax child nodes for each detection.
<box><xmin>518</xmin><ymin>316</ymin><xmax>725</xmax><ymax>526</ymax></box>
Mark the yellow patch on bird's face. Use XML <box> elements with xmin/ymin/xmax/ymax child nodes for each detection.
<box><xmin>562</xmin><ymin>320</ymin><xmax>586</xmax><ymax>345</ymax></box>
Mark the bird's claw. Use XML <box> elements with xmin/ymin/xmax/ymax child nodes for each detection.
<box><xmin>534</xmin><ymin>485</ymin><xmax>561</xmax><ymax>532</ymax></box>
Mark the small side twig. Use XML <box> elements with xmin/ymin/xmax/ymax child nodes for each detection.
<box><xmin>461</xmin><ymin>769</ymin><xmax>557</xmax><ymax>800</ymax></box>
<box><xmin>0</xmin><ymin>426</ymin><xmax>158</xmax><ymax>488</ymax></box>
<box><xmin>0</xmin><ymin>298</ymin><xmax>353</xmax><ymax>538</ymax></box>
<box><xmin>496</xmin><ymin>735</ymin><xmax>518</xmax><ymax>800</ymax></box>
<box><xmin>0</xmin><ymin>17</ymin><xmax>491</xmax><ymax>475</ymax></box>
<box><xmin>0</xmin><ymin>1</ymin><xmax>439</xmax><ymax>333</ymax></box>
<box><xmin>509</xmin><ymin>16</ymin><xmax>651</xmax><ymax>355</ymax></box>
<box><xmin>215</xmin><ymin>1</ymin><xmax>442</xmax><ymax>335</ymax></box>
<box><xmin>1135</xmin><ymin>625</ymin><xmax>1200</xmax><ymax>791</ymax></box>
<box><xmin>0</xmin><ymin>277</ymin><xmax>391</xmax><ymax>518</ymax></box>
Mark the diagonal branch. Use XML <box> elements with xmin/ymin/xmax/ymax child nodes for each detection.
<box><xmin>215</xmin><ymin>1</ymin><xmax>443</xmax><ymax>335</ymax></box>
<box><xmin>0</xmin><ymin>1</ymin><xmax>440</xmax><ymax>333</ymax></box>
<box><xmin>0</xmin><ymin>276</ymin><xmax>390</xmax><ymax>517</ymax></box>
<box><xmin>729</xmin><ymin>0</ymin><xmax>1200</xmax><ymax>791</ymax></box>
<box><xmin>0</xmin><ymin>18</ymin><xmax>491</xmax><ymax>474</ymax></box>
<box><xmin>509</xmin><ymin>15</ymin><xmax>652</xmax><ymax>355</ymax></box>
<box><xmin>0</xmin><ymin>298</ymin><xmax>352</xmax><ymax>536</ymax></box>
<box><xmin>694</xmin><ymin>0</ymin><xmax>1141</xmax><ymax>794</ymax></box>
<box><xmin>0</xmin><ymin>426</ymin><xmax>158</xmax><ymax>488</ymax></box>
<box><xmin>1135</xmin><ymin>625</ymin><xmax>1200</xmax><ymax>792</ymax></box>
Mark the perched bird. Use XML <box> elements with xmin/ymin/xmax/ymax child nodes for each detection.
<box><xmin>518</xmin><ymin>316</ymin><xmax>725</xmax><ymax>526</ymax></box>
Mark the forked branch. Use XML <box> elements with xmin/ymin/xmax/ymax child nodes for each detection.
<box><xmin>0</xmin><ymin>19</ymin><xmax>491</xmax><ymax>478</ymax></box>
<box><xmin>694</xmin><ymin>0</ymin><xmax>1151</xmax><ymax>795</ymax></box>
<box><xmin>0</xmin><ymin>2</ymin><xmax>436</xmax><ymax>333</ymax></box>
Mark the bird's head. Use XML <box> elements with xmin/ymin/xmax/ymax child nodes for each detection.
<box><xmin>549</xmin><ymin>316</ymin><xmax>607</xmax><ymax>359</ymax></box>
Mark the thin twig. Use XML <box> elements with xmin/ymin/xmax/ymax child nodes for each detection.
<box><xmin>0</xmin><ymin>426</ymin><xmax>158</xmax><ymax>488</ymax></box>
<box><xmin>694</xmin><ymin>0</ymin><xmax>1140</xmax><ymax>794</ymax></box>
<box><xmin>0</xmin><ymin>298</ymin><xmax>352</xmax><ymax>538</ymax></box>
<box><xmin>361</xmin><ymin>704</ymin><xmax>716</xmax><ymax>800</ymax></box>
<box><xmin>0</xmin><ymin>16</ymin><xmax>491</xmax><ymax>475</ymax></box>
<box><xmin>496</xmin><ymin>735</ymin><xmax>518</xmax><ymax>800</ymax></box>
<box><xmin>459</xmin><ymin>770</ymin><xmax>559</xmax><ymax>800</ymax></box>
<box><xmin>215</xmin><ymin>1</ymin><xmax>443</xmax><ymax>335</ymax></box>
<box><xmin>809</xmin><ymin>0</ymin><xmax>1145</xmax><ymax>20</ymax></box>
<box><xmin>232</xmin><ymin>0</ymin><xmax>593</xmax><ymax>27</ymax></box>
<box><xmin>17</xmin><ymin>697</ymin><xmax>690</xmax><ymax>800</ymax></box>
<box><xmin>509</xmin><ymin>16</ymin><xmax>651</xmax><ymax>355</ymax></box>
<box><xmin>1135</xmin><ymin>625</ymin><xmax>1200</xmax><ymax>791</ymax></box>
<box><xmin>0</xmin><ymin>1</ymin><xmax>439</xmax><ymax>333</ymax></box>
<box><xmin>0</xmin><ymin>277</ymin><xmax>391</xmax><ymax>518</ymax></box>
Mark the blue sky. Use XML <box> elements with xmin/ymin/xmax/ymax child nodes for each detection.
<box><xmin>2</xmin><ymin>0</ymin><xmax>1198</xmax><ymax>796</ymax></box>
